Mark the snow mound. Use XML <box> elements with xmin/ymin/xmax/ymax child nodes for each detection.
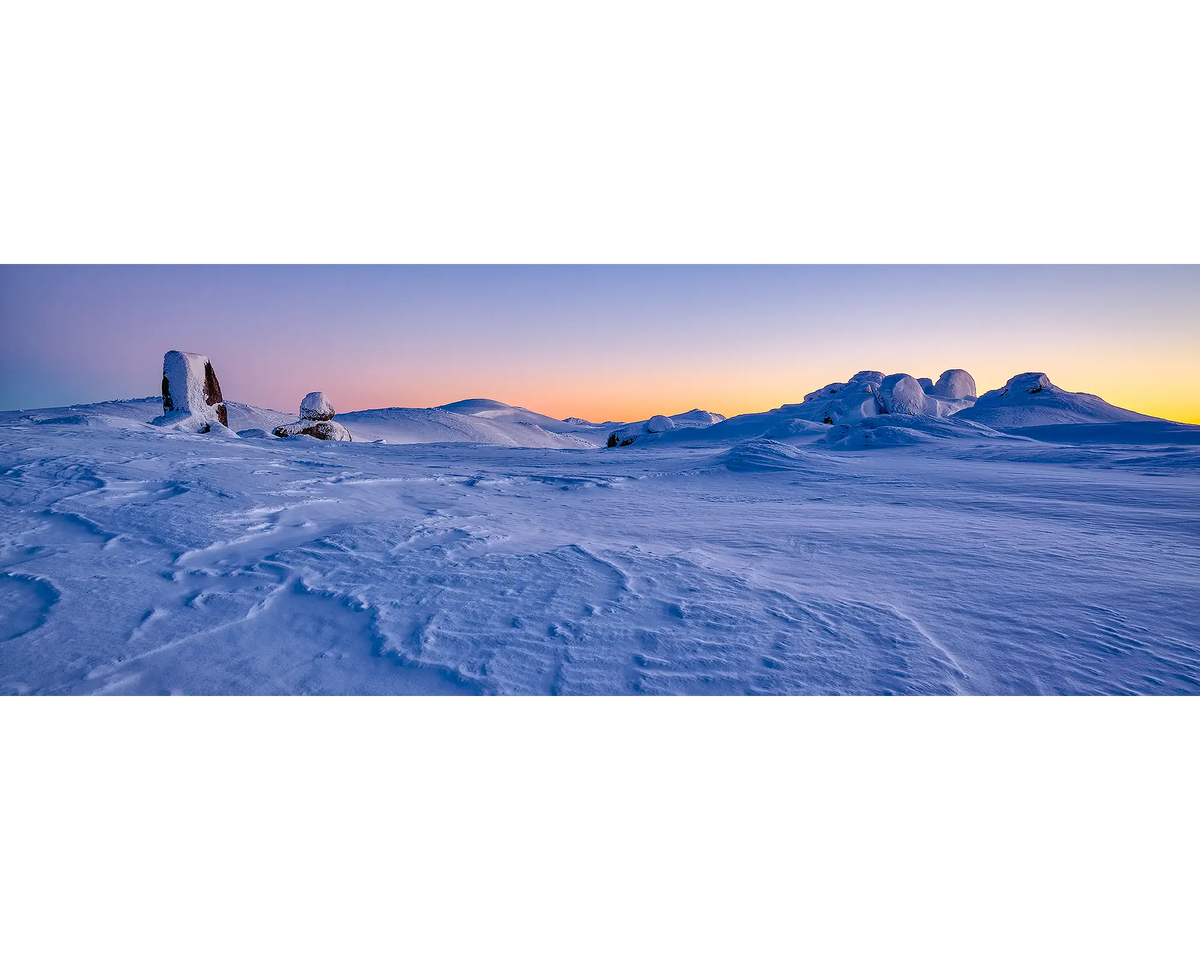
<box><xmin>339</xmin><ymin>406</ymin><xmax>595</xmax><ymax>448</ymax></box>
<box><xmin>154</xmin><ymin>350</ymin><xmax>228</xmax><ymax>432</ymax></box>
<box><xmin>786</xmin><ymin>373</ymin><xmax>885</xmax><ymax>424</ymax></box>
<box><xmin>958</xmin><ymin>372</ymin><xmax>1155</xmax><ymax>429</ymax></box>
<box><xmin>300</xmin><ymin>392</ymin><xmax>335</xmax><ymax>421</ymax></box>
<box><xmin>645</xmin><ymin>415</ymin><xmax>675</xmax><ymax>433</ymax></box>
<box><xmin>818</xmin><ymin>415</ymin><xmax>1025</xmax><ymax>449</ymax></box>
<box><xmin>929</xmin><ymin>369</ymin><xmax>977</xmax><ymax>400</ymax></box>
<box><xmin>721</xmin><ymin>438</ymin><xmax>829</xmax><ymax>472</ymax></box>
<box><xmin>878</xmin><ymin>374</ymin><xmax>939</xmax><ymax>416</ymax></box>
<box><xmin>669</xmin><ymin>409</ymin><xmax>726</xmax><ymax>427</ymax></box>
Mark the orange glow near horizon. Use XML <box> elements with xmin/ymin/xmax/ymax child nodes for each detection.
<box><xmin>4</xmin><ymin>266</ymin><xmax>1199</xmax><ymax>426</ymax></box>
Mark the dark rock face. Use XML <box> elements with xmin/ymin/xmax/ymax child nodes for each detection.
<box><xmin>203</xmin><ymin>362</ymin><xmax>228</xmax><ymax>425</ymax></box>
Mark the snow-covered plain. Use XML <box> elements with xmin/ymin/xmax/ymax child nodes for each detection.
<box><xmin>2</xmin><ymin>376</ymin><xmax>1198</xmax><ymax>695</ymax></box>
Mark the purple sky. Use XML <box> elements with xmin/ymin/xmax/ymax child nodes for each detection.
<box><xmin>1</xmin><ymin>265</ymin><xmax>1197</xmax><ymax>423</ymax></box>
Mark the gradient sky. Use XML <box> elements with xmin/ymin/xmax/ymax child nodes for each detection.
<box><xmin>1</xmin><ymin>265</ymin><xmax>1197</xmax><ymax>424</ymax></box>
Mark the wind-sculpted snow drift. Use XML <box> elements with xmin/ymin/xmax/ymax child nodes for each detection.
<box><xmin>2</xmin><ymin>365</ymin><xmax>1197</xmax><ymax>695</ymax></box>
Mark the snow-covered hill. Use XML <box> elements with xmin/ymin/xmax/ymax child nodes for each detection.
<box><xmin>955</xmin><ymin>372</ymin><xmax>1156</xmax><ymax>429</ymax></box>
<box><xmin>2</xmin><ymin>397</ymin><xmax>293</xmax><ymax>434</ymax></box>
<box><xmin>338</xmin><ymin>404</ymin><xmax>596</xmax><ymax>448</ymax></box>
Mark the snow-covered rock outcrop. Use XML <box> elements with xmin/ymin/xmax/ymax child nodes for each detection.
<box><xmin>928</xmin><ymin>369</ymin><xmax>977</xmax><ymax>400</ymax></box>
<box><xmin>154</xmin><ymin>350</ymin><xmax>228</xmax><ymax>432</ymax></box>
<box><xmin>788</xmin><ymin>368</ymin><xmax>978</xmax><ymax>424</ymax></box>
<box><xmin>299</xmin><ymin>391</ymin><xmax>336</xmax><ymax>421</ymax></box>
<box><xmin>273</xmin><ymin>393</ymin><xmax>353</xmax><ymax>441</ymax></box>
<box><xmin>956</xmin><ymin>372</ymin><xmax>1153</xmax><ymax>429</ymax></box>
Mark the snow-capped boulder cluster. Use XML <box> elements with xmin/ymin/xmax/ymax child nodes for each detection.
<box><xmin>153</xmin><ymin>350</ymin><xmax>229</xmax><ymax>433</ymax></box>
<box><xmin>273</xmin><ymin>392</ymin><xmax>352</xmax><ymax>441</ymax></box>
<box><xmin>793</xmin><ymin>369</ymin><xmax>977</xmax><ymax>425</ymax></box>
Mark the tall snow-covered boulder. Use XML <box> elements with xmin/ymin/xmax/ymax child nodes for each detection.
<box><xmin>929</xmin><ymin>369</ymin><xmax>977</xmax><ymax>400</ymax></box>
<box><xmin>156</xmin><ymin>350</ymin><xmax>228</xmax><ymax>431</ymax></box>
<box><xmin>273</xmin><ymin>391</ymin><xmax>352</xmax><ymax>441</ymax></box>
<box><xmin>645</xmin><ymin>415</ymin><xmax>675</xmax><ymax>433</ymax></box>
<box><xmin>300</xmin><ymin>391</ymin><xmax>335</xmax><ymax>421</ymax></box>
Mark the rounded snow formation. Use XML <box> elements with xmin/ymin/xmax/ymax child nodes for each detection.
<box><xmin>299</xmin><ymin>391</ymin><xmax>335</xmax><ymax>421</ymax></box>
<box><xmin>157</xmin><ymin>350</ymin><xmax>228</xmax><ymax>431</ymax></box>
<box><xmin>878</xmin><ymin>374</ymin><xmax>938</xmax><ymax>417</ymax></box>
<box><xmin>848</xmin><ymin>370</ymin><xmax>884</xmax><ymax>385</ymax></box>
<box><xmin>930</xmin><ymin>369</ymin><xmax>977</xmax><ymax>400</ymax></box>
<box><xmin>645</xmin><ymin>415</ymin><xmax>675</xmax><ymax>434</ymax></box>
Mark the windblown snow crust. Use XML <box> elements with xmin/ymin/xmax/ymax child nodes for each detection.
<box><xmin>2</xmin><ymin>384</ymin><xmax>1198</xmax><ymax>695</ymax></box>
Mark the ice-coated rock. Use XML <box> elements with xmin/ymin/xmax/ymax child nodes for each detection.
<box><xmin>917</xmin><ymin>377</ymin><xmax>935</xmax><ymax>392</ymax></box>
<box><xmin>930</xmin><ymin>369</ymin><xmax>977</xmax><ymax>400</ymax></box>
<box><xmin>299</xmin><ymin>392</ymin><xmax>335</xmax><ymax>421</ymax></box>
<box><xmin>848</xmin><ymin>370</ymin><xmax>884</xmax><ymax>385</ymax></box>
<box><xmin>157</xmin><ymin>350</ymin><xmax>228</xmax><ymax>431</ymax></box>
<box><xmin>645</xmin><ymin>415</ymin><xmax>675</xmax><ymax>433</ymax></box>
